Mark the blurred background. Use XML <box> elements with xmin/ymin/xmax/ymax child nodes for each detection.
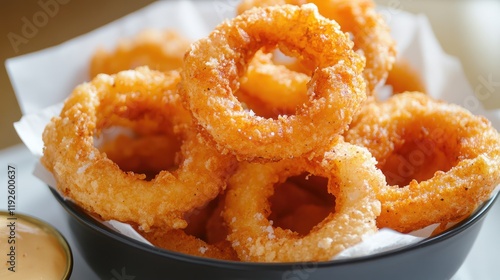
<box><xmin>1</xmin><ymin>0</ymin><xmax>499</xmax><ymax>150</ymax></box>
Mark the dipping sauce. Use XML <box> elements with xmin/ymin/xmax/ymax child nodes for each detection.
<box><xmin>0</xmin><ymin>212</ymin><xmax>72</xmax><ymax>279</ymax></box>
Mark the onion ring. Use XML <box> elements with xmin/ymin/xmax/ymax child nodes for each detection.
<box><xmin>223</xmin><ymin>139</ymin><xmax>383</xmax><ymax>262</ymax></box>
<box><xmin>345</xmin><ymin>92</ymin><xmax>500</xmax><ymax>232</ymax></box>
<box><xmin>90</xmin><ymin>29</ymin><xmax>191</xmax><ymax>77</ymax></box>
<box><xmin>180</xmin><ymin>4</ymin><xmax>366</xmax><ymax>161</ymax></box>
<box><xmin>42</xmin><ymin>67</ymin><xmax>236</xmax><ymax>231</ymax></box>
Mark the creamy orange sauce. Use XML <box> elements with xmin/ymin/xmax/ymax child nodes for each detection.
<box><xmin>0</xmin><ymin>214</ymin><xmax>69</xmax><ymax>279</ymax></box>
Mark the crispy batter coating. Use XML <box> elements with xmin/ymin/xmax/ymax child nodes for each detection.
<box><xmin>345</xmin><ymin>92</ymin><xmax>500</xmax><ymax>232</ymax></box>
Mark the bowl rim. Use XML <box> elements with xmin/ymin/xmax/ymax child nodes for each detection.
<box><xmin>0</xmin><ymin>210</ymin><xmax>74</xmax><ymax>278</ymax></box>
<box><xmin>51</xmin><ymin>186</ymin><xmax>498</xmax><ymax>269</ymax></box>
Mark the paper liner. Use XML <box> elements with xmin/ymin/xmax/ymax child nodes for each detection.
<box><xmin>6</xmin><ymin>1</ymin><xmax>500</xmax><ymax>260</ymax></box>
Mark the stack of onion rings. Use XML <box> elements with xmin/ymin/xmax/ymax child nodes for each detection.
<box><xmin>41</xmin><ymin>0</ymin><xmax>500</xmax><ymax>263</ymax></box>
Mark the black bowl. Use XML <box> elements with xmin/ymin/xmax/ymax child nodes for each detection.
<box><xmin>50</xmin><ymin>187</ymin><xmax>498</xmax><ymax>280</ymax></box>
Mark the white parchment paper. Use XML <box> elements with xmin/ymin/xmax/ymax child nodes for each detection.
<box><xmin>6</xmin><ymin>0</ymin><xmax>500</xmax><ymax>259</ymax></box>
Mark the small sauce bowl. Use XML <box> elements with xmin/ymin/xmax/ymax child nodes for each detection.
<box><xmin>0</xmin><ymin>211</ymin><xmax>73</xmax><ymax>279</ymax></box>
